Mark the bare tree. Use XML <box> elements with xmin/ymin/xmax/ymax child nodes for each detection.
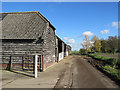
<box><xmin>81</xmin><ymin>35</ymin><xmax>93</xmax><ymax>51</ymax></box>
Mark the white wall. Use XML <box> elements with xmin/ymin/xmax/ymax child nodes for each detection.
<box><xmin>66</xmin><ymin>51</ymin><xmax>68</xmax><ymax>56</ymax></box>
<box><xmin>58</xmin><ymin>52</ymin><xmax>64</xmax><ymax>61</ymax></box>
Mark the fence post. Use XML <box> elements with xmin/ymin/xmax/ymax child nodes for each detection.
<box><xmin>35</xmin><ymin>54</ymin><xmax>38</xmax><ymax>78</ymax></box>
<box><xmin>10</xmin><ymin>56</ymin><xmax>12</xmax><ymax>71</ymax></box>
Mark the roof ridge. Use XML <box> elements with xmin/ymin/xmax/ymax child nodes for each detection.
<box><xmin>0</xmin><ymin>11</ymin><xmax>39</xmax><ymax>14</ymax></box>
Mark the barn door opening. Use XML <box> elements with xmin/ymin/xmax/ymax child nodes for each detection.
<box><xmin>55</xmin><ymin>48</ymin><xmax>58</xmax><ymax>62</ymax></box>
<box><xmin>38</xmin><ymin>55</ymin><xmax>43</xmax><ymax>72</ymax></box>
<box><xmin>10</xmin><ymin>55</ymin><xmax>35</xmax><ymax>77</ymax></box>
<box><xmin>10</xmin><ymin>54</ymin><xmax>43</xmax><ymax>78</ymax></box>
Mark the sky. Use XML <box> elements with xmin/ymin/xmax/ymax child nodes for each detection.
<box><xmin>2</xmin><ymin>2</ymin><xmax>118</xmax><ymax>51</ymax></box>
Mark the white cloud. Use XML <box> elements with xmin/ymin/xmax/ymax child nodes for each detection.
<box><xmin>63</xmin><ymin>37</ymin><xmax>75</xmax><ymax>44</ymax></box>
<box><xmin>69</xmin><ymin>42</ymin><xmax>81</xmax><ymax>51</ymax></box>
<box><xmin>112</xmin><ymin>21</ymin><xmax>118</xmax><ymax>29</ymax></box>
<box><xmin>68</xmin><ymin>39</ymin><xmax>75</xmax><ymax>44</ymax></box>
<box><xmin>63</xmin><ymin>37</ymin><xmax>69</xmax><ymax>41</ymax></box>
<box><xmin>82</xmin><ymin>31</ymin><xmax>94</xmax><ymax>36</ymax></box>
<box><xmin>100</xmin><ymin>30</ymin><xmax>109</xmax><ymax>34</ymax></box>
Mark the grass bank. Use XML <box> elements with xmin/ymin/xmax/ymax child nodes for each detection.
<box><xmin>88</xmin><ymin>54</ymin><xmax>120</xmax><ymax>85</ymax></box>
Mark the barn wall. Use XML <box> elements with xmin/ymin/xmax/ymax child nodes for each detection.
<box><xmin>56</xmin><ymin>37</ymin><xmax>69</xmax><ymax>62</ymax></box>
<box><xmin>67</xmin><ymin>45</ymin><xmax>72</xmax><ymax>55</ymax></box>
<box><xmin>58</xmin><ymin>42</ymin><xmax>64</xmax><ymax>61</ymax></box>
<box><xmin>55</xmin><ymin>37</ymin><xmax>58</xmax><ymax>62</ymax></box>
<box><xmin>1</xmin><ymin>12</ymin><xmax>72</xmax><ymax>71</ymax></box>
<box><xmin>64</xmin><ymin>44</ymin><xmax>67</xmax><ymax>57</ymax></box>
<box><xmin>42</xmin><ymin>23</ymin><xmax>56</xmax><ymax>70</ymax></box>
<box><xmin>2</xmin><ymin>43</ymin><xmax>43</xmax><ymax>69</ymax></box>
<box><xmin>2</xmin><ymin>12</ymin><xmax>47</xmax><ymax>70</ymax></box>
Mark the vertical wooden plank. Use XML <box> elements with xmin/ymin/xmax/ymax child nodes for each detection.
<box><xmin>33</xmin><ymin>55</ymin><xmax>35</xmax><ymax>74</ymax></box>
<box><xmin>39</xmin><ymin>55</ymin><xmax>43</xmax><ymax>71</ymax></box>
<box><xmin>10</xmin><ymin>56</ymin><xmax>12</xmax><ymax>71</ymax></box>
<box><xmin>22</xmin><ymin>56</ymin><xmax>24</xmax><ymax>70</ymax></box>
<box><xmin>35</xmin><ymin>55</ymin><xmax>38</xmax><ymax>78</ymax></box>
<box><xmin>42</xmin><ymin>55</ymin><xmax>44</xmax><ymax>72</ymax></box>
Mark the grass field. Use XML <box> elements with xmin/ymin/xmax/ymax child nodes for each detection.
<box><xmin>96</xmin><ymin>53</ymin><xmax>120</xmax><ymax>59</ymax></box>
<box><xmin>88</xmin><ymin>53</ymin><xmax>120</xmax><ymax>85</ymax></box>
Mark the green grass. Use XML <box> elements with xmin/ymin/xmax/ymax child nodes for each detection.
<box><xmin>117</xmin><ymin>58</ymin><xmax>120</xmax><ymax>65</ymax></box>
<box><xmin>70</xmin><ymin>51</ymin><xmax>81</xmax><ymax>55</ymax></box>
<box><xmin>100</xmin><ymin>65</ymin><xmax>120</xmax><ymax>82</ymax></box>
<box><xmin>88</xmin><ymin>54</ymin><xmax>97</xmax><ymax>57</ymax></box>
<box><xmin>88</xmin><ymin>53</ymin><xmax>120</xmax><ymax>85</ymax></box>
<box><xmin>88</xmin><ymin>54</ymin><xmax>119</xmax><ymax>66</ymax></box>
<box><xmin>96</xmin><ymin>52</ymin><xmax>120</xmax><ymax>55</ymax></box>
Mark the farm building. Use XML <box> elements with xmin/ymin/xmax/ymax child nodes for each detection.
<box><xmin>55</xmin><ymin>36</ymin><xmax>71</xmax><ymax>62</ymax></box>
<box><xmin>1</xmin><ymin>11</ymin><xmax>71</xmax><ymax>71</ymax></box>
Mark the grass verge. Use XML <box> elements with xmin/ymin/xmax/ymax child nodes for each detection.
<box><xmin>88</xmin><ymin>54</ymin><xmax>120</xmax><ymax>86</ymax></box>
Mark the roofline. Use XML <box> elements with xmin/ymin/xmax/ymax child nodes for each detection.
<box><xmin>56</xmin><ymin>35</ymin><xmax>67</xmax><ymax>45</ymax></box>
<box><xmin>36</xmin><ymin>11</ymin><xmax>56</xmax><ymax>30</ymax></box>
<box><xmin>0</xmin><ymin>11</ymin><xmax>38</xmax><ymax>14</ymax></box>
<box><xmin>56</xmin><ymin>35</ymin><xmax>71</xmax><ymax>48</ymax></box>
<box><xmin>0</xmin><ymin>11</ymin><xmax>56</xmax><ymax>30</ymax></box>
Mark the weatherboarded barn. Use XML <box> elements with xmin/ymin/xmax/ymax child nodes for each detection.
<box><xmin>55</xmin><ymin>36</ymin><xmax>71</xmax><ymax>62</ymax></box>
<box><xmin>1</xmin><ymin>11</ymin><xmax>71</xmax><ymax>71</ymax></box>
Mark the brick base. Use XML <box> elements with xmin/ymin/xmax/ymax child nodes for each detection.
<box><xmin>1</xmin><ymin>60</ymin><xmax>57</xmax><ymax>71</ymax></box>
<box><xmin>43</xmin><ymin>60</ymin><xmax>56</xmax><ymax>71</ymax></box>
<box><xmin>0</xmin><ymin>64</ymin><xmax>10</xmax><ymax>70</ymax></box>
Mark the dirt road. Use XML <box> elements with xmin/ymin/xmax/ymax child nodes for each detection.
<box><xmin>55</xmin><ymin>55</ymin><xmax>119</xmax><ymax>88</ymax></box>
<box><xmin>2</xmin><ymin>55</ymin><xmax>119</xmax><ymax>88</ymax></box>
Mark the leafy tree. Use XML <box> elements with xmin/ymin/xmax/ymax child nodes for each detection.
<box><xmin>94</xmin><ymin>40</ymin><xmax>102</xmax><ymax>52</ymax></box>
<box><xmin>101</xmin><ymin>40</ymin><xmax>110</xmax><ymax>53</ymax></box>
<box><xmin>91</xmin><ymin>47</ymin><xmax>95</xmax><ymax>52</ymax></box>
<box><xmin>107</xmin><ymin>36</ymin><xmax>118</xmax><ymax>54</ymax></box>
<box><xmin>79</xmin><ymin>48</ymin><xmax>87</xmax><ymax>55</ymax></box>
<box><xmin>118</xmin><ymin>38</ymin><xmax>120</xmax><ymax>52</ymax></box>
<box><xmin>81</xmin><ymin>35</ymin><xmax>119</xmax><ymax>54</ymax></box>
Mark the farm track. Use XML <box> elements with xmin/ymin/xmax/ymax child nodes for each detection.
<box><xmin>54</xmin><ymin>55</ymin><xmax>119</xmax><ymax>88</ymax></box>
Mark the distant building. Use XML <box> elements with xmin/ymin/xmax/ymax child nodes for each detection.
<box><xmin>55</xmin><ymin>36</ymin><xmax>71</xmax><ymax>62</ymax></box>
<box><xmin>1</xmin><ymin>11</ymin><xmax>71</xmax><ymax>71</ymax></box>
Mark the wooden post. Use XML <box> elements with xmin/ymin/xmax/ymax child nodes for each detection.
<box><xmin>22</xmin><ymin>56</ymin><xmax>24</xmax><ymax>70</ymax></box>
<box><xmin>35</xmin><ymin>55</ymin><xmax>38</xmax><ymax>78</ymax></box>
<box><xmin>42</xmin><ymin>55</ymin><xmax>44</xmax><ymax>72</ymax></box>
<box><xmin>39</xmin><ymin>55</ymin><xmax>42</xmax><ymax>71</ymax></box>
<box><xmin>10</xmin><ymin>56</ymin><xmax>12</xmax><ymax>71</ymax></box>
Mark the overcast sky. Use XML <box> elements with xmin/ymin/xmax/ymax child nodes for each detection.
<box><xmin>2</xmin><ymin>2</ymin><xmax>118</xmax><ymax>50</ymax></box>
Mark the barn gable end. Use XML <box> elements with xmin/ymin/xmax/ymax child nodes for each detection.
<box><xmin>1</xmin><ymin>11</ymin><xmax>71</xmax><ymax>71</ymax></box>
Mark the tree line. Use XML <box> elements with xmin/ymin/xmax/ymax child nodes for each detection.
<box><xmin>80</xmin><ymin>35</ymin><xmax>120</xmax><ymax>54</ymax></box>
